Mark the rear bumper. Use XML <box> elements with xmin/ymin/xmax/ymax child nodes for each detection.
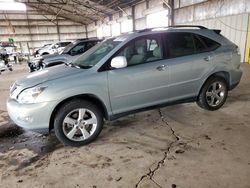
<box><xmin>229</xmin><ymin>68</ymin><xmax>243</xmax><ymax>90</ymax></box>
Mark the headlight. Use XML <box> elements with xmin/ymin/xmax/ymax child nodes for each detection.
<box><xmin>17</xmin><ymin>86</ymin><xmax>46</xmax><ymax>104</ymax></box>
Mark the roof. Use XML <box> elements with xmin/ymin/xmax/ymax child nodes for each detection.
<box><xmin>16</xmin><ymin>0</ymin><xmax>143</xmax><ymax>25</ymax></box>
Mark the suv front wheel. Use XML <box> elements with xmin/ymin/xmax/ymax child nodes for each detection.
<box><xmin>54</xmin><ymin>100</ymin><xmax>103</xmax><ymax>146</ymax></box>
<box><xmin>197</xmin><ymin>77</ymin><xmax>228</xmax><ymax>111</ymax></box>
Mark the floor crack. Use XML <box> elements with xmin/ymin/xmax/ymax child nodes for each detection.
<box><xmin>135</xmin><ymin>109</ymin><xmax>180</xmax><ymax>188</ymax></box>
<box><xmin>158</xmin><ymin>109</ymin><xmax>180</xmax><ymax>141</ymax></box>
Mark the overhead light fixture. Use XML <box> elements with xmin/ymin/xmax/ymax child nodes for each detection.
<box><xmin>0</xmin><ymin>0</ymin><xmax>26</xmax><ymax>11</ymax></box>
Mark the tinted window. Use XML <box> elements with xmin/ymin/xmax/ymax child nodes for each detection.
<box><xmin>59</xmin><ymin>42</ymin><xmax>71</xmax><ymax>47</ymax></box>
<box><xmin>70</xmin><ymin>42</ymin><xmax>86</xmax><ymax>55</ymax></box>
<box><xmin>166</xmin><ymin>33</ymin><xmax>195</xmax><ymax>58</ymax></box>
<box><xmin>193</xmin><ymin>35</ymin><xmax>207</xmax><ymax>53</ymax></box>
<box><xmin>197</xmin><ymin>35</ymin><xmax>220</xmax><ymax>51</ymax></box>
<box><xmin>85</xmin><ymin>41</ymin><xmax>97</xmax><ymax>51</ymax></box>
<box><xmin>117</xmin><ymin>35</ymin><xmax>163</xmax><ymax>66</ymax></box>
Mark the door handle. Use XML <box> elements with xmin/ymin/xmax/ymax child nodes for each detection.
<box><xmin>156</xmin><ymin>65</ymin><xmax>167</xmax><ymax>71</ymax></box>
<box><xmin>204</xmin><ymin>56</ymin><xmax>212</xmax><ymax>61</ymax></box>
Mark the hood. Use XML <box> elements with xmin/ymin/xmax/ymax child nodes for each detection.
<box><xmin>31</xmin><ymin>53</ymin><xmax>61</xmax><ymax>63</ymax></box>
<box><xmin>16</xmin><ymin>64</ymin><xmax>83</xmax><ymax>88</ymax></box>
<box><xmin>42</xmin><ymin>53</ymin><xmax>61</xmax><ymax>60</ymax></box>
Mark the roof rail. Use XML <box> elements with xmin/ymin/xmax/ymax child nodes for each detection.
<box><xmin>137</xmin><ymin>25</ymin><xmax>208</xmax><ymax>33</ymax></box>
<box><xmin>169</xmin><ymin>25</ymin><xmax>208</xmax><ymax>29</ymax></box>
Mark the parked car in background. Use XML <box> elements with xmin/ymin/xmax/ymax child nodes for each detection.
<box><xmin>33</xmin><ymin>43</ymin><xmax>51</xmax><ymax>56</ymax></box>
<box><xmin>37</xmin><ymin>41</ymin><xmax>72</xmax><ymax>56</ymax></box>
<box><xmin>30</xmin><ymin>38</ymin><xmax>101</xmax><ymax>71</ymax></box>
<box><xmin>7</xmin><ymin>26</ymin><xmax>242</xmax><ymax>146</ymax></box>
<box><xmin>0</xmin><ymin>42</ymin><xmax>16</xmax><ymax>55</ymax></box>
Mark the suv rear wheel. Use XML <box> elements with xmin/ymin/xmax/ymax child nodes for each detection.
<box><xmin>197</xmin><ymin>77</ymin><xmax>228</xmax><ymax>111</ymax></box>
<box><xmin>54</xmin><ymin>100</ymin><xmax>103</xmax><ymax>146</ymax></box>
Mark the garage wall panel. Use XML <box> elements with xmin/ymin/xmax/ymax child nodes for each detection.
<box><xmin>135</xmin><ymin>18</ymin><xmax>146</xmax><ymax>30</ymax></box>
<box><xmin>59</xmin><ymin>25</ymin><xmax>85</xmax><ymax>33</ymax></box>
<box><xmin>87</xmin><ymin>31</ymin><xmax>97</xmax><ymax>38</ymax></box>
<box><xmin>134</xmin><ymin>2</ymin><xmax>147</xmax><ymax>19</ymax></box>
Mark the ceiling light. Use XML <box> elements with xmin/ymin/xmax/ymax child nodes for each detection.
<box><xmin>0</xmin><ymin>1</ymin><xmax>26</xmax><ymax>11</ymax></box>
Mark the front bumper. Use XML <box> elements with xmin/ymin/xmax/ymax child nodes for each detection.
<box><xmin>7</xmin><ymin>98</ymin><xmax>58</xmax><ymax>131</ymax></box>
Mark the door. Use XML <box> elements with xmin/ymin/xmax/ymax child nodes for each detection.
<box><xmin>164</xmin><ymin>32</ymin><xmax>215</xmax><ymax>101</ymax></box>
<box><xmin>108</xmin><ymin>34</ymin><xmax>170</xmax><ymax>114</ymax></box>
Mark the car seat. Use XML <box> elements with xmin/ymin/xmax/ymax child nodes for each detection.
<box><xmin>128</xmin><ymin>47</ymin><xmax>145</xmax><ymax>65</ymax></box>
<box><xmin>146</xmin><ymin>47</ymin><xmax>162</xmax><ymax>62</ymax></box>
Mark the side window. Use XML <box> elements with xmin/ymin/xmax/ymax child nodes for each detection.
<box><xmin>166</xmin><ymin>33</ymin><xmax>196</xmax><ymax>58</ymax></box>
<box><xmin>70</xmin><ymin>42</ymin><xmax>86</xmax><ymax>55</ymax></box>
<box><xmin>193</xmin><ymin>35</ymin><xmax>208</xmax><ymax>53</ymax></box>
<box><xmin>197</xmin><ymin>35</ymin><xmax>221</xmax><ymax>51</ymax></box>
<box><xmin>60</xmin><ymin>42</ymin><xmax>71</xmax><ymax>47</ymax></box>
<box><xmin>117</xmin><ymin>35</ymin><xmax>163</xmax><ymax>66</ymax></box>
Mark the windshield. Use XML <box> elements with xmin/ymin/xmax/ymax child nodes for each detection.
<box><xmin>43</xmin><ymin>44</ymin><xmax>51</xmax><ymax>48</ymax></box>
<box><xmin>72</xmin><ymin>38</ymin><xmax>121</xmax><ymax>68</ymax></box>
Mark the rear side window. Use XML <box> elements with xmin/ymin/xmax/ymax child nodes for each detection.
<box><xmin>70</xmin><ymin>42</ymin><xmax>86</xmax><ymax>55</ymax></box>
<box><xmin>197</xmin><ymin>35</ymin><xmax>221</xmax><ymax>51</ymax></box>
<box><xmin>60</xmin><ymin>42</ymin><xmax>71</xmax><ymax>47</ymax></box>
<box><xmin>166</xmin><ymin>33</ymin><xmax>196</xmax><ymax>58</ymax></box>
<box><xmin>85</xmin><ymin>41</ymin><xmax>97</xmax><ymax>51</ymax></box>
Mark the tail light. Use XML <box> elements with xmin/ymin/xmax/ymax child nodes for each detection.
<box><xmin>234</xmin><ymin>46</ymin><xmax>241</xmax><ymax>56</ymax></box>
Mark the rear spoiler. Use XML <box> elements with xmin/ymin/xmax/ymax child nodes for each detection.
<box><xmin>212</xmin><ymin>29</ymin><xmax>221</xmax><ymax>34</ymax></box>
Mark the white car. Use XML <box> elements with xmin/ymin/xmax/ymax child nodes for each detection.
<box><xmin>37</xmin><ymin>41</ymin><xmax>72</xmax><ymax>56</ymax></box>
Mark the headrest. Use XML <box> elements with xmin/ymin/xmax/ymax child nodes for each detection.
<box><xmin>153</xmin><ymin>47</ymin><xmax>161</xmax><ymax>58</ymax></box>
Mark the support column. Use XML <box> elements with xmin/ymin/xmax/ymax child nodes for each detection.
<box><xmin>132</xmin><ymin>5</ymin><xmax>135</xmax><ymax>31</ymax></box>
<box><xmin>56</xmin><ymin>20</ymin><xmax>61</xmax><ymax>41</ymax></box>
<box><xmin>85</xmin><ymin>25</ymin><xmax>88</xmax><ymax>38</ymax></box>
<box><xmin>169</xmin><ymin>0</ymin><xmax>174</xmax><ymax>26</ymax></box>
<box><xmin>244</xmin><ymin>13</ymin><xmax>250</xmax><ymax>63</ymax></box>
<box><xmin>26</xmin><ymin>12</ymin><xmax>32</xmax><ymax>60</ymax></box>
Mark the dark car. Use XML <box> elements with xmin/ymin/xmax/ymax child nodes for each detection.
<box><xmin>30</xmin><ymin>38</ymin><xmax>101</xmax><ymax>71</ymax></box>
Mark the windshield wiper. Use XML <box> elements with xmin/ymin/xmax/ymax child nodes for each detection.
<box><xmin>77</xmin><ymin>64</ymin><xmax>93</xmax><ymax>69</ymax></box>
<box><xmin>64</xmin><ymin>62</ymin><xmax>80</xmax><ymax>68</ymax></box>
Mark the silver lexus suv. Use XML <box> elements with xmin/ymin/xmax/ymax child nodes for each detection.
<box><xmin>7</xmin><ymin>26</ymin><xmax>242</xmax><ymax>146</ymax></box>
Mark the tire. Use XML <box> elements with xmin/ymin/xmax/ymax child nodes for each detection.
<box><xmin>54</xmin><ymin>100</ymin><xmax>103</xmax><ymax>147</ymax></box>
<box><xmin>197</xmin><ymin>76</ymin><xmax>228</xmax><ymax>111</ymax></box>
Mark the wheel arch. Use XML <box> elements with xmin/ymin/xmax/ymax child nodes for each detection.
<box><xmin>198</xmin><ymin>71</ymin><xmax>230</xmax><ymax>97</ymax></box>
<box><xmin>49</xmin><ymin>94</ymin><xmax>109</xmax><ymax>131</ymax></box>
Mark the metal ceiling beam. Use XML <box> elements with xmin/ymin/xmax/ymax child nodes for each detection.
<box><xmin>25</xmin><ymin>1</ymin><xmax>89</xmax><ymax>24</ymax></box>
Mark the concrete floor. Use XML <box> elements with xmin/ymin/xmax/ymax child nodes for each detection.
<box><xmin>0</xmin><ymin>63</ymin><xmax>249</xmax><ymax>188</ymax></box>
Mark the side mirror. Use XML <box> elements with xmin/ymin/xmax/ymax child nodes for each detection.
<box><xmin>111</xmin><ymin>56</ymin><xmax>127</xmax><ymax>69</ymax></box>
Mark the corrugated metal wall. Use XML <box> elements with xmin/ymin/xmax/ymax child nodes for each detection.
<box><xmin>0</xmin><ymin>8</ymin><xmax>87</xmax><ymax>54</ymax></box>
